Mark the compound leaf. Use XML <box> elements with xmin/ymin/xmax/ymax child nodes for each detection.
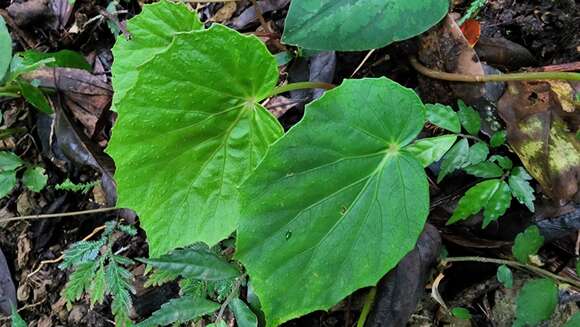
<box><xmin>406</xmin><ymin>134</ymin><xmax>457</xmax><ymax>167</ymax></box>
<box><xmin>457</xmin><ymin>100</ymin><xmax>481</xmax><ymax>135</ymax></box>
<box><xmin>448</xmin><ymin>179</ymin><xmax>511</xmax><ymax>227</ymax></box>
<box><xmin>237</xmin><ymin>78</ymin><xmax>429</xmax><ymax>326</ymax></box>
<box><xmin>426</xmin><ymin>103</ymin><xmax>460</xmax><ymax>133</ymax></box>
<box><xmin>438</xmin><ymin>138</ymin><xmax>469</xmax><ymax>182</ymax></box>
<box><xmin>515</xmin><ymin>279</ymin><xmax>557</xmax><ymax>326</ymax></box>
<box><xmin>141</xmin><ymin>247</ymin><xmax>240</xmax><ymax>281</ymax></box>
<box><xmin>463</xmin><ymin>162</ymin><xmax>503</xmax><ymax>178</ymax></box>
<box><xmin>137</xmin><ymin>296</ymin><xmax>219</xmax><ymax>327</ymax></box>
<box><xmin>108</xmin><ymin>25</ymin><xmax>283</xmax><ymax>257</ymax></box>
<box><xmin>282</xmin><ymin>0</ymin><xmax>449</xmax><ymax>51</ymax></box>
<box><xmin>64</xmin><ymin>261</ymin><xmax>99</xmax><ymax>304</ymax></box>
<box><xmin>512</xmin><ymin>226</ymin><xmax>544</xmax><ymax>264</ymax></box>
<box><xmin>111</xmin><ymin>0</ymin><xmax>203</xmax><ymax>107</ymax></box>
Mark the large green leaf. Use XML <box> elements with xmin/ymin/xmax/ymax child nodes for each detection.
<box><xmin>282</xmin><ymin>0</ymin><xmax>449</xmax><ymax>51</ymax></box>
<box><xmin>141</xmin><ymin>247</ymin><xmax>240</xmax><ymax>281</ymax></box>
<box><xmin>111</xmin><ymin>0</ymin><xmax>203</xmax><ymax>107</ymax></box>
<box><xmin>237</xmin><ymin>78</ymin><xmax>429</xmax><ymax>326</ymax></box>
<box><xmin>108</xmin><ymin>25</ymin><xmax>283</xmax><ymax>256</ymax></box>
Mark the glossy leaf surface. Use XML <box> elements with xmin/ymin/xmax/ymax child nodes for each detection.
<box><xmin>282</xmin><ymin>0</ymin><xmax>449</xmax><ymax>50</ymax></box>
<box><xmin>426</xmin><ymin>103</ymin><xmax>460</xmax><ymax>133</ymax></box>
<box><xmin>448</xmin><ymin>179</ymin><xmax>511</xmax><ymax>227</ymax></box>
<box><xmin>237</xmin><ymin>78</ymin><xmax>429</xmax><ymax>326</ymax></box>
<box><xmin>407</xmin><ymin>135</ymin><xmax>457</xmax><ymax>167</ymax></box>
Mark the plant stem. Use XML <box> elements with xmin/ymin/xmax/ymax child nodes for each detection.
<box><xmin>443</xmin><ymin>256</ymin><xmax>580</xmax><ymax>288</ymax></box>
<box><xmin>356</xmin><ymin>287</ymin><xmax>376</xmax><ymax>327</ymax></box>
<box><xmin>269</xmin><ymin>81</ymin><xmax>335</xmax><ymax>97</ymax></box>
<box><xmin>410</xmin><ymin>57</ymin><xmax>580</xmax><ymax>82</ymax></box>
<box><xmin>0</xmin><ymin>207</ymin><xmax>118</xmax><ymax>223</ymax></box>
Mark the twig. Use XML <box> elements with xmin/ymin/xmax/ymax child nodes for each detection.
<box><xmin>443</xmin><ymin>256</ymin><xmax>580</xmax><ymax>288</ymax></box>
<box><xmin>0</xmin><ymin>207</ymin><xmax>118</xmax><ymax>224</ymax></box>
<box><xmin>27</xmin><ymin>224</ymin><xmax>107</xmax><ymax>278</ymax></box>
<box><xmin>351</xmin><ymin>49</ymin><xmax>376</xmax><ymax>77</ymax></box>
<box><xmin>410</xmin><ymin>57</ymin><xmax>580</xmax><ymax>82</ymax></box>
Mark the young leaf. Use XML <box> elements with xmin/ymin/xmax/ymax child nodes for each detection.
<box><xmin>514</xmin><ymin>279</ymin><xmax>557</xmax><ymax>326</ymax></box>
<box><xmin>448</xmin><ymin>179</ymin><xmax>511</xmax><ymax>227</ymax></box>
<box><xmin>136</xmin><ymin>296</ymin><xmax>219</xmax><ymax>327</ymax></box>
<box><xmin>17</xmin><ymin>50</ymin><xmax>91</xmax><ymax>70</ymax></box>
<box><xmin>17</xmin><ymin>80</ymin><xmax>53</xmax><ymax>113</ymax></box>
<box><xmin>496</xmin><ymin>264</ymin><xmax>513</xmax><ymax>288</ymax></box>
<box><xmin>437</xmin><ymin>138</ymin><xmax>469</xmax><ymax>182</ymax></box>
<box><xmin>451</xmin><ymin>307</ymin><xmax>471</xmax><ymax>320</ymax></box>
<box><xmin>490</xmin><ymin>130</ymin><xmax>507</xmax><ymax>148</ymax></box>
<box><xmin>406</xmin><ymin>135</ymin><xmax>457</xmax><ymax>167</ymax></box>
<box><xmin>466</xmin><ymin>142</ymin><xmax>489</xmax><ymax>166</ymax></box>
<box><xmin>563</xmin><ymin>312</ymin><xmax>580</xmax><ymax>327</ymax></box>
<box><xmin>0</xmin><ymin>16</ymin><xmax>11</xmax><ymax>81</ymax></box>
<box><xmin>457</xmin><ymin>100</ymin><xmax>481</xmax><ymax>135</ymax></box>
<box><xmin>0</xmin><ymin>151</ymin><xmax>23</xmax><ymax>171</ymax></box>
<box><xmin>141</xmin><ymin>248</ymin><xmax>240</xmax><ymax>281</ymax></box>
<box><xmin>237</xmin><ymin>78</ymin><xmax>429</xmax><ymax>326</ymax></box>
<box><xmin>22</xmin><ymin>166</ymin><xmax>48</xmax><ymax>192</ymax></box>
<box><xmin>111</xmin><ymin>0</ymin><xmax>203</xmax><ymax>107</ymax></box>
<box><xmin>508</xmin><ymin>174</ymin><xmax>535</xmax><ymax>212</ymax></box>
<box><xmin>463</xmin><ymin>162</ymin><xmax>503</xmax><ymax>178</ymax></box>
<box><xmin>425</xmin><ymin>103</ymin><xmax>460</xmax><ymax>133</ymax></box>
<box><xmin>0</xmin><ymin>170</ymin><xmax>16</xmax><ymax>198</ymax></box>
<box><xmin>108</xmin><ymin>24</ymin><xmax>283</xmax><ymax>257</ymax></box>
<box><xmin>230</xmin><ymin>298</ymin><xmax>258</xmax><ymax>327</ymax></box>
<box><xmin>489</xmin><ymin>155</ymin><xmax>513</xmax><ymax>170</ymax></box>
<box><xmin>512</xmin><ymin>226</ymin><xmax>544</xmax><ymax>264</ymax></box>
<box><xmin>282</xmin><ymin>0</ymin><xmax>449</xmax><ymax>51</ymax></box>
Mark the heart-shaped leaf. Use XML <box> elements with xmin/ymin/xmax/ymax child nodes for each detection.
<box><xmin>237</xmin><ymin>78</ymin><xmax>429</xmax><ymax>326</ymax></box>
<box><xmin>283</xmin><ymin>0</ymin><xmax>449</xmax><ymax>51</ymax></box>
<box><xmin>108</xmin><ymin>25</ymin><xmax>283</xmax><ymax>257</ymax></box>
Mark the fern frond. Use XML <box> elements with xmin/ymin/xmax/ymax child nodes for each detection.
<box><xmin>144</xmin><ymin>268</ymin><xmax>180</xmax><ymax>288</ymax></box>
<box><xmin>136</xmin><ymin>296</ymin><xmax>219</xmax><ymax>327</ymax></box>
<box><xmin>55</xmin><ymin>179</ymin><xmax>96</xmax><ymax>193</ymax></box>
<box><xmin>106</xmin><ymin>258</ymin><xmax>135</xmax><ymax>325</ymax></box>
<box><xmin>89</xmin><ymin>260</ymin><xmax>107</xmax><ymax>307</ymax></box>
<box><xmin>60</xmin><ymin>239</ymin><xmax>105</xmax><ymax>269</ymax></box>
<box><xmin>64</xmin><ymin>260</ymin><xmax>99</xmax><ymax>304</ymax></box>
<box><xmin>179</xmin><ymin>278</ymin><xmax>206</xmax><ymax>298</ymax></box>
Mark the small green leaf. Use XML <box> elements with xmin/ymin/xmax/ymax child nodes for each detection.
<box><xmin>490</xmin><ymin>130</ymin><xmax>507</xmax><ymax>148</ymax></box>
<box><xmin>18</xmin><ymin>80</ymin><xmax>53</xmax><ymax>113</ymax></box>
<box><xmin>137</xmin><ymin>296</ymin><xmax>220</xmax><ymax>327</ymax></box>
<box><xmin>64</xmin><ymin>261</ymin><xmax>99</xmax><ymax>304</ymax></box>
<box><xmin>451</xmin><ymin>307</ymin><xmax>471</xmax><ymax>320</ymax></box>
<box><xmin>0</xmin><ymin>16</ymin><xmax>12</xmax><ymax>81</ymax></box>
<box><xmin>17</xmin><ymin>50</ymin><xmax>91</xmax><ymax>70</ymax></box>
<box><xmin>511</xmin><ymin>166</ymin><xmax>532</xmax><ymax>180</ymax></box>
<box><xmin>89</xmin><ymin>261</ymin><xmax>107</xmax><ymax>306</ymax></box>
<box><xmin>406</xmin><ymin>135</ymin><xmax>457</xmax><ymax>167</ymax></box>
<box><xmin>508</xmin><ymin>174</ymin><xmax>535</xmax><ymax>212</ymax></box>
<box><xmin>0</xmin><ymin>151</ymin><xmax>23</xmax><ymax>171</ymax></box>
<box><xmin>11</xmin><ymin>306</ymin><xmax>27</xmax><ymax>327</ymax></box>
<box><xmin>282</xmin><ymin>0</ymin><xmax>449</xmax><ymax>51</ymax></box>
<box><xmin>426</xmin><ymin>103</ymin><xmax>460</xmax><ymax>133</ymax></box>
<box><xmin>448</xmin><ymin>179</ymin><xmax>511</xmax><ymax>227</ymax></box>
<box><xmin>438</xmin><ymin>138</ymin><xmax>469</xmax><ymax>182</ymax></box>
<box><xmin>576</xmin><ymin>260</ymin><xmax>580</xmax><ymax>276</ymax></box>
<box><xmin>496</xmin><ymin>265</ymin><xmax>513</xmax><ymax>288</ymax></box>
<box><xmin>563</xmin><ymin>312</ymin><xmax>580</xmax><ymax>327</ymax></box>
<box><xmin>515</xmin><ymin>279</ymin><xmax>557</xmax><ymax>326</ymax></box>
<box><xmin>512</xmin><ymin>226</ymin><xmax>544</xmax><ymax>264</ymax></box>
<box><xmin>466</xmin><ymin>142</ymin><xmax>489</xmax><ymax>166</ymax></box>
<box><xmin>489</xmin><ymin>155</ymin><xmax>513</xmax><ymax>170</ymax></box>
<box><xmin>60</xmin><ymin>239</ymin><xmax>105</xmax><ymax>269</ymax></box>
<box><xmin>457</xmin><ymin>100</ymin><xmax>481</xmax><ymax>135</ymax></box>
<box><xmin>463</xmin><ymin>162</ymin><xmax>503</xmax><ymax>178</ymax></box>
<box><xmin>0</xmin><ymin>170</ymin><xmax>16</xmax><ymax>198</ymax></box>
<box><xmin>141</xmin><ymin>247</ymin><xmax>240</xmax><ymax>281</ymax></box>
<box><xmin>230</xmin><ymin>298</ymin><xmax>258</xmax><ymax>327</ymax></box>
<box><xmin>22</xmin><ymin>166</ymin><xmax>48</xmax><ymax>192</ymax></box>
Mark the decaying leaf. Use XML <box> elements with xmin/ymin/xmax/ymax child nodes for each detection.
<box><xmin>497</xmin><ymin>81</ymin><xmax>580</xmax><ymax>202</ymax></box>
